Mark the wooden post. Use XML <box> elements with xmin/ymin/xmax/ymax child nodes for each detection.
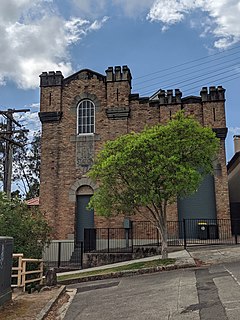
<box><xmin>17</xmin><ymin>255</ymin><xmax>23</xmax><ymax>288</ymax></box>
<box><xmin>40</xmin><ymin>261</ymin><xmax>44</xmax><ymax>285</ymax></box>
<box><xmin>22</xmin><ymin>260</ymin><xmax>26</xmax><ymax>292</ymax></box>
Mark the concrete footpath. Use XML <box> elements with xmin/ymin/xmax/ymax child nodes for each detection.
<box><xmin>57</xmin><ymin>248</ymin><xmax>196</xmax><ymax>280</ymax></box>
<box><xmin>187</xmin><ymin>245</ymin><xmax>240</xmax><ymax>265</ymax></box>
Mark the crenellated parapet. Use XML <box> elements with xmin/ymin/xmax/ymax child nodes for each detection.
<box><xmin>200</xmin><ymin>86</ymin><xmax>225</xmax><ymax>102</ymax></box>
<box><xmin>155</xmin><ymin>86</ymin><xmax>225</xmax><ymax>105</ymax></box>
<box><xmin>105</xmin><ymin>65</ymin><xmax>132</xmax><ymax>85</ymax></box>
<box><xmin>158</xmin><ymin>89</ymin><xmax>182</xmax><ymax>105</ymax></box>
<box><xmin>40</xmin><ymin>71</ymin><xmax>63</xmax><ymax>87</ymax></box>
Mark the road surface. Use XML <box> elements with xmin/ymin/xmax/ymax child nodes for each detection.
<box><xmin>64</xmin><ymin>261</ymin><xmax>240</xmax><ymax>320</ymax></box>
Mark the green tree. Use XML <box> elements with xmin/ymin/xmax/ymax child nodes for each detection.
<box><xmin>88</xmin><ymin>112</ymin><xmax>220</xmax><ymax>258</ymax></box>
<box><xmin>0</xmin><ymin>130</ymin><xmax>41</xmax><ymax>199</ymax></box>
<box><xmin>0</xmin><ymin>192</ymin><xmax>51</xmax><ymax>258</ymax></box>
<box><xmin>12</xmin><ymin>131</ymin><xmax>41</xmax><ymax>199</ymax></box>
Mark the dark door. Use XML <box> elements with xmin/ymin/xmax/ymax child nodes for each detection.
<box><xmin>76</xmin><ymin>195</ymin><xmax>94</xmax><ymax>244</ymax></box>
<box><xmin>178</xmin><ymin>174</ymin><xmax>217</xmax><ymax>237</ymax></box>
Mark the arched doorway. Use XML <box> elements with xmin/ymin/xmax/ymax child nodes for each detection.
<box><xmin>76</xmin><ymin>185</ymin><xmax>94</xmax><ymax>244</ymax></box>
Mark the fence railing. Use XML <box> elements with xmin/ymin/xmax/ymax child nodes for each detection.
<box><xmin>12</xmin><ymin>254</ymin><xmax>44</xmax><ymax>292</ymax></box>
<box><xmin>11</xmin><ymin>254</ymin><xmax>23</xmax><ymax>288</ymax></box>
<box><xmin>40</xmin><ymin>219</ymin><xmax>240</xmax><ymax>266</ymax></box>
<box><xmin>84</xmin><ymin>228</ymin><xmax>133</xmax><ymax>253</ymax></box>
<box><xmin>84</xmin><ymin>219</ymin><xmax>240</xmax><ymax>253</ymax></box>
<box><xmin>132</xmin><ymin>221</ymin><xmax>183</xmax><ymax>247</ymax></box>
<box><xmin>182</xmin><ymin>219</ymin><xmax>240</xmax><ymax>246</ymax></box>
<box><xmin>43</xmin><ymin>241</ymin><xmax>83</xmax><ymax>268</ymax></box>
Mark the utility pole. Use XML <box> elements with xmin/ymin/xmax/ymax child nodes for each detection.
<box><xmin>3</xmin><ymin>112</ymin><xmax>13</xmax><ymax>197</ymax></box>
<box><xmin>0</xmin><ymin>109</ymin><xmax>30</xmax><ymax>198</ymax></box>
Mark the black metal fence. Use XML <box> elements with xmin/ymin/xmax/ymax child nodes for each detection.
<box><xmin>43</xmin><ymin>241</ymin><xmax>83</xmax><ymax>268</ymax></box>
<box><xmin>84</xmin><ymin>219</ymin><xmax>240</xmax><ymax>253</ymax></box>
<box><xmin>0</xmin><ymin>237</ymin><xmax>13</xmax><ymax>306</ymax></box>
<box><xmin>84</xmin><ymin>228</ymin><xmax>133</xmax><ymax>253</ymax></box>
<box><xmin>132</xmin><ymin>221</ymin><xmax>183</xmax><ymax>247</ymax></box>
<box><xmin>182</xmin><ymin>219</ymin><xmax>240</xmax><ymax>246</ymax></box>
<box><xmin>42</xmin><ymin>219</ymin><xmax>240</xmax><ymax>266</ymax></box>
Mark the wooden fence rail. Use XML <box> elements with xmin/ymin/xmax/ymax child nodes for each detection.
<box><xmin>11</xmin><ymin>254</ymin><xmax>44</xmax><ymax>292</ymax></box>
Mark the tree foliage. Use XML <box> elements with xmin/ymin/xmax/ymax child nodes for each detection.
<box><xmin>13</xmin><ymin>131</ymin><xmax>41</xmax><ymax>199</ymax></box>
<box><xmin>0</xmin><ymin>192</ymin><xmax>51</xmax><ymax>258</ymax></box>
<box><xmin>88</xmin><ymin>112</ymin><xmax>220</xmax><ymax>258</ymax></box>
<box><xmin>0</xmin><ymin>130</ymin><xmax>41</xmax><ymax>199</ymax></box>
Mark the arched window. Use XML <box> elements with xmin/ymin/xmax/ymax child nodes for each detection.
<box><xmin>77</xmin><ymin>100</ymin><xmax>95</xmax><ymax>134</ymax></box>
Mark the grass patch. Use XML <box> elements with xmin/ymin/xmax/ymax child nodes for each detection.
<box><xmin>58</xmin><ymin>258</ymin><xmax>176</xmax><ymax>282</ymax></box>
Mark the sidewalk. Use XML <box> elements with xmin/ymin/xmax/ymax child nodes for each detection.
<box><xmin>187</xmin><ymin>244</ymin><xmax>240</xmax><ymax>265</ymax></box>
<box><xmin>57</xmin><ymin>249</ymin><xmax>195</xmax><ymax>279</ymax></box>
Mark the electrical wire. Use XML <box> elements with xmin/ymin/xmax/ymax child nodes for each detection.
<box><xmin>135</xmin><ymin>50</ymin><xmax>240</xmax><ymax>86</ymax></box>
<box><xmin>134</xmin><ymin>44</ymin><xmax>240</xmax><ymax>81</ymax></box>
<box><xmin>141</xmin><ymin>70</ymin><xmax>240</xmax><ymax>97</ymax></box>
<box><xmin>183</xmin><ymin>74</ymin><xmax>240</xmax><ymax>96</ymax></box>
<box><xmin>136</xmin><ymin>60</ymin><xmax>240</xmax><ymax>91</ymax></box>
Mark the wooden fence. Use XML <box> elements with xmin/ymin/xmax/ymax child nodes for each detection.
<box><xmin>11</xmin><ymin>254</ymin><xmax>44</xmax><ymax>292</ymax></box>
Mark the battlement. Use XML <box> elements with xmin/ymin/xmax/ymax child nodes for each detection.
<box><xmin>158</xmin><ymin>89</ymin><xmax>182</xmax><ymax>105</ymax></box>
<box><xmin>105</xmin><ymin>65</ymin><xmax>132</xmax><ymax>85</ymax></box>
<box><xmin>200</xmin><ymin>86</ymin><xmax>225</xmax><ymax>102</ymax></box>
<box><xmin>40</xmin><ymin>71</ymin><xmax>63</xmax><ymax>87</ymax></box>
<box><xmin>156</xmin><ymin>86</ymin><xmax>225</xmax><ymax>105</ymax></box>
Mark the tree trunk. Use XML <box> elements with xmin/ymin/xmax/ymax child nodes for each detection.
<box><xmin>157</xmin><ymin>222</ymin><xmax>168</xmax><ymax>259</ymax></box>
<box><xmin>157</xmin><ymin>203</ymin><xmax>168</xmax><ymax>259</ymax></box>
<box><xmin>161</xmin><ymin>224</ymin><xmax>168</xmax><ymax>259</ymax></box>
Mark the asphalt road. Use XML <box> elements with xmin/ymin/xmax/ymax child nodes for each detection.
<box><xmin>64</xmin><ymin>262</ymin><xmax>240</xmax><ymax>320</ymax></box>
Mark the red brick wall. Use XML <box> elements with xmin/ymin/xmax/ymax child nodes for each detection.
<box><xmin>39</xmin><ymin>68</ymin><xmax>230</xmax><ymax>239</ymax></box>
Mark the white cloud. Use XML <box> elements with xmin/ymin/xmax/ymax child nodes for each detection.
<box><xmin>15</xmin><ymin>105</ymin><xmax>41</xmax><ymax>139</ymax></box>
<box><xmin>147</xmin><ymin>0</ymin><xmax>240</xmax><ymax>48</ymax></box>
<box><xmin>148</xmin><ymin>0</ymin><xmax>195</xmax><ymax>25</ymax></box>
<box><xmin>113</xmin><ymin>0</ymin><xmax>155</xmax><ymax>17</ymax></box>
<box><xmin>72</xmin><ymin>0</ymin><xmax>108</xmax><ymax>18</ymax></box>
<box><xmin>88</xmin><ymin>16</ymin><xmax>109</xmax><ymax>30</ymax></box>
<box><xmin>74</xmin><ymin>0</ymin><xmax>155</xmax><ymax>18</ymax></box>
<box><xmin>0</xmin><ymin>1</ymin><xmax>108</xmax><ymax>89</ymax></box>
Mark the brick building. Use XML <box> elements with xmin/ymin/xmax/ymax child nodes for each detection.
<box><xmin>39</xmin><ymin>65</ymin><xmax>230</xmax><ymax>241</ymax></box>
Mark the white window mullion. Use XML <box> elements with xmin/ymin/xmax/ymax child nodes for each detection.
<box><xmin>77</xmin><ymin>100</ymin><xmax>95</xmax><ymax>135</ymax></box>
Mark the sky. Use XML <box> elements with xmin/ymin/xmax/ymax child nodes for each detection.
<box><xmin>0</xmin><ymin>0</ymin><xmax>240</xmax><ymax>162</ymax></box>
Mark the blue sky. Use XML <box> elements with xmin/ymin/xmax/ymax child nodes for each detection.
<box><xmin>0</xmin><ymin>0</ymin><xmax>240</xmax><ymax>161</ymax></box>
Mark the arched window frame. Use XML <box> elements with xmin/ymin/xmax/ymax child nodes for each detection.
<box><xmin>77</xmin><ymin>99</ymin><xmax>95</xmax><ymax>135</ymax></box>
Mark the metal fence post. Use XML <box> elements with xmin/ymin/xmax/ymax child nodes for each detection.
<box><xmin>131</xmin><ymin>226</ymin><xmax>134</xmax><ymax>253</ymax></box>
<box><xmin>80</xmin><ymin>241</ymin><xmax>83</xmax><ymax>267</ymax></box>
<box><xmin>107</xmin><ymin>228</ymin><xmax>110</xmax><ymax>253</ymax></box>
<box><xmin>157</xmin><ymin>228</ymin><xmax>160</xmax><ymax>247</ymax></box>
<box><xmin>234</xmin><ymin>221</ymin><xmax>238</xmax><ymax>245</ymax></box>
<box><xmin>57</xmin><ymin>242</ymin><xmax>62</xmax><ymax>268</ymax></box>
<box><xmin>183</xmin><ymin>219</ymin><xmax>187</xmax><ymax>249</ymax></box>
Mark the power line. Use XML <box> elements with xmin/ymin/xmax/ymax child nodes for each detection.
<box><xmin>134</xmin><ymin>44</ymin><xmax>240</xmax><ymax>81</ymax></box>
<box><xmin>184</xmin><ymin>74</ymin><xmax>240</xmax><ymax>95</ymax></box>
<box><xmin>141</xmin><ymin>65</ymin><xmax>240</xmax><ymax>95</ymax></box>
<box><xmin>136</xmin><ymin>60</ymin><xmax>240</xmax><ymax>91</ymax></box>
<box><xmin>141</xmin><ymin>70</ymin><xmax>240</xmax><ymax>97</ymax></box>
<box><xmin>135</xmin><ymin>50</ymin><xmax>240</xmax><ymax>87</ymax></box>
